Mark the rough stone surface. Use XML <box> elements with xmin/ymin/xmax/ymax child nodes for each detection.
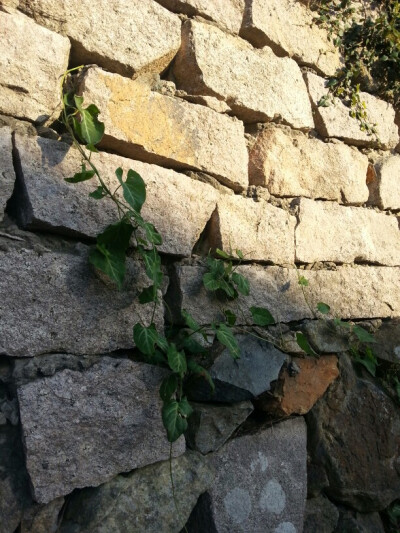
<box><xmin>19</xmin><ymin>0</ymin><xmax>181</xmax><ymax>78</ymax></box>
<box><xmin>173</xmin><ymin>20</ymin><xmax>314</xmax><ymax>129</ymax></box>
<box><xmin>0</xmin><ymin>242</ymin><xmax>163</xmax><ymax>357</ymax></box>
<box><xmin>368</xmin><ymin>154</ymin><xmax>400</xmax><ymax>210</ymax></box>
<box><xmin>208</xmin><ymin>194</ymin><xmax>296</xmax><ymax>264</ymax></box>
<box><xmin>189</xmin><ymin>335</ymin><xmax>288</xmax><ymax>402</ymax></box>
<box><xmin>372</xmin><ymin>319</ymin><xmax>400</xmax><ymax>364</ymax></box>
<box><xmin>303</xmin><ymin>495</ymin><xmax>339</xmax><ymax>533</ymax></box>
<box><xmin>0</xmin><ymin>425</ymin><xmax>31</xmax><ymax>533</ymax></box>
<box><xmin>248</xmin><ymin>125</ymin><xmax>369</xmax><ymax>204</ymax></box>
<box><xmin>188</xmin><ymin>418</ymin><xmax>307</xmax><ymax>533</ymax></box>
<box><xmin>240</xmin><ymin>0</ymin><xmax>341</xmax><ymax>76</ymax></box>
<box><xmin>0</xmin><ymin>127</ymin><xmax>15</xmax><ymax>221</ymax></box>
<box><xmin>20</xmin><ymin>497</ymin><xmax>65</xmax><ymax>533</ymax></box>
<box><xmin>59</xmin><ymin>451</ymin><xmax>213</xmax><ymax>533</ymax></box>
<box><xmin>257</xmin><ymin>355</ymin><xmax>339</xmax><ymax>416</ymax></box>
<box><xmin>79</xmin><ymin>67</ymin><xmax>248</xmax><ymax>190</ymax></box>
<box><xmin>14</xmin><ymin>134</ymin><xmax>219</xmax><ymax>256</ymax></box>
<box><xmin>186</xmin><ymin>401</ymin><xmax>253</xmax><ymax>454</ymax></box>
<box><xmin>305</xmin><ymin>72</ymin><xmax>399</xmax><ymax>149</ymax></box>
<box><xmin>17</xmin><ymin>358</ymin><xmax>185</xmax><ymax>503</ymax></box>
<box><xmin>307</xmin><ymin>355</ymin><xmax>400</xmax><ymax>511</ymax></box>
<box><xmin>334</xmin><ymin>508</ymin><xmax>385</xmax><ymax>533</ymax></box>
<box><xmin>156</xmin><ymin>0</ymin><xmax>245</xmax><ymax>33</ymax></box>
<box><xmin>0</xmin><ymin>10</ymin><xmax>70</xmax><ymax>123</ymax></box>
<box><xmin>296</xmin><ymin>198</ymin><xmax>400</xmax><ymax>266</ymax></box>
<box><xmin>173</xmin><ymin>264</ymin><xmax>400</xmax><ymax>326</ymax></box>
<box><xmin>302</xmin><ymin>320</ymin><xmax>349</xmax><ymax>353</ymax></box>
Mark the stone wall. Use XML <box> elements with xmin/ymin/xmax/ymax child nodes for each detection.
<box><xmin>0</xmin><ymin>1</ymin><xmax>399</xmax><ymax>532</ymax></box>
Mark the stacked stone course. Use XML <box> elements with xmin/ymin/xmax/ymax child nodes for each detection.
<box><xmin>0</xmin><ymin>1</ymin><xmax>399</xmax><ymax>532</ymax></box>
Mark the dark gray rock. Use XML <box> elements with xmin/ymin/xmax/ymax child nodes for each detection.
<box><xmin>188</xmin><ymin>335</ymin><xmax>288</xmax><ymax>402</ymax></box>
<box><xmin>307</xmin><ymin>355</ymin><xmax>400</xmax><ymax>511</ymax></box>
<box><xmin>20</xmin><ymin>497</ymin><xmax>65</xmax><ymax>533</ymax></box>
<box><xmin>0</xmin><ymin>397</ymin><xmax>19</xmax><ymax>425</ymax></box>
<box><xmin>0</xmin><ymin>243</ymin><xmax>163</xmax><ymax>357</ymax></box>
<box><xmin>17</xmin><ymin>357</ymin><xmax>185</xmax><ymax>503</ymax></box>
<box><xmin>186</xmin><ymin>401</ymin><xmax>253</xmax><ymax>454</ymax></box>
<box><xmin>303</xmin><ymin>495</ymin><xmax>339</xmax><ymax>533</ymax></box>
<box><xmin>186</xmin><ymin>418</ymin><xmax>307</xmax><ymax>533</ymax></box>
<box><xmin>372</xmin><ymin>319</ymin><xmax>400</xmax><ymax>363</ymax></box>
<box><xmin>334</xmin><ymin>508</ymin><xmax>385</xmax><ymax>533</ymax></box>
<box><xmin>60</xmin><ymin>451</ymin><xmax>214</xmax><ymax>533</ymax></box>
<box><xmin>0</xmin><ymin>425</ymin><xmax>31</xmax><ymax>533</ymax></box>
<box><xmin>302</xmin><ymin>320</ymin><xmax>349</xmax><ymax>353</ymax></box>
<box><xmin>0</xmin><ymin>126</ymin><xmax>15</xmax><ymax>221</ymax></box>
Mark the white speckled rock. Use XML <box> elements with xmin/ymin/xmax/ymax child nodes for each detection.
<box><xmin>185</xmin><ymin>418</ymin><xmax>307</xmax><ymax>533</ymax></box>
<box><xmin>241</xmin><ymin>0</ymin><xmax>341</xmax><ymax>76</ymax></box>
<box><xmin>13</xmin><ymin>134</ymin><xmax>219</xmax><ymax>256</ymax></box>
<box><xmin>0</xmin><ymin>127</ymin><xmax>15</xmax><ymax>220</ymax></box>
<box><xmin>173</xmin><ymin>20</ymin><xmax>314</xmax><ymax>129</ymax></box>
<box><xmin>368</xmin><ymin>154</ymin><xmax>400</xmax><ymax>210</ymax></box>
<box><xmin>79</xmin><ymin>67</ymin><xmax>248</xmax><ymax>190</ymax></box>
<box><xmin>249</xmin><ymin>125</ymin><xmax>369</xmax><ymax>204</ymax></box>
<box><xmin>296</xmin><ymin>198</ymin><xmax>400</xmax><ymax>265</ymax></box>
<box><xmin>17</xmin><ymin>358</ymin><xmax>185</xmax><ymax>503</ymax></box>
<box><xmin>19</xmin><ymin>0</ymin><xmax>181</xmax><ymax>77</ymax></box>
<box><xmin>0</xmin><ymin>10</ymin><xmax>70</xmax><ymax>123</ymax></box>
<box><xmin>305</xmin><ymin>72</ymin><xmax>399</xmax><ymax>149</ymax></box>
<box><xmin>209</xmin><ymin>194</ymin><xmax>296</xmax><ymax>264</ymax></box>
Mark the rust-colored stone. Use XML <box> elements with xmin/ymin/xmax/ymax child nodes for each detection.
<box><xmin>257</xmin><ymin>355</ymin><xmax>339</xmax><ymax>416</ymax></box>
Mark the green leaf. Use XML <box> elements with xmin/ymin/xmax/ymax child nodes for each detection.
<box><xmin>181</xmin><ymin>336</ymin><xmax>207</xmax><ymax>354</ymax></box>
<box><xmin>74</xmin><ymin>96</ymin><xmax>104</xmax><ymax>145</ymax></box>
<box><xmin>215</xmin><ymin>324</ymin><xmax>240</xmax><ymax>359</ymax></box>
<box><xmin>334</xmin><ymin>318</ymin><xmax>352</xmax><ymax>330</ymax></box>
<box><xmin>317</xmin><ymin>302</ymin><xmax>331</xmax><ymax>314</ymax></box>
<box><xmin>187</xmin><ymin>359</ymin><xmax>215</xmax><ymax>391</ymax></box>
<box><xmin>85</xmin><ymin>143</ymin><xmax>99</xmax><ymax>153</ymax></box>
<box><xmin>162</xmin><ymin>400</ymin><xmax>188</xmax><ymax>442</ymax></box>
<box><xmin>138</xmin><ymin>248</ymin><xmax>163</xmax><ymax>286</ymax></box>
<box><xmin>250</xmin><ymin>306</ymin><xmax>275</xmax><ymax>326</ymax></box>
<box><xmin>89</xmin><ymin>186</ymin><xmax>107</xmax><ymax>199</ymax></box>
<box><xmin>216</xmin><ymin>248</ymin><xmax>231</xmax><ymax>259</ymax></box>
<box><xmin>97</xmin><ymin>220</ymin><xmax>133</xmax><ymax>254</ymax></box>
<box><xmin>181</xmin><ymin>309</ymin><xmax>201</xmax><ymax>332</ymax></box>
<box><xmin>133</xmin><ymin>323</ymin><xmax>159</xmax><ymax>356</ymax></box>
<box><xmin>206</xmin><ymin>256</ymin><xmax>225</xmax><ymax>277</ymax></box>
<box><xmin>296</xmin><ymin>332</ymin><xmax>318</xmax><ymax>357</ymax></box>
<box><xmin>203</xmin><ymin>272</ymin><xmax>222</xmax><ymax>291</ymax></box>
<box><xmin>352</xmin><ymin>325</ymin><xmax>376</xmax><ymax>343</ymax></box>
<box><xmin>159</xmin><ymin>374</ymin><xmax>178</xmax><ymax>402</ymax></box>
<box><xmin>218</xmin><ymin>278</ymin><xmax>236</xmax><ymax>298</ymax></box>
<box><xmin>138</xmin><ymin>285</ymin><xmax>158</xmax><ymax>304</ymax></box>
<box><xmin>231</xmin><ymin>272</ymin><xmax>250</xmax><ymax>296</ymax></box>
<box><xmin>143</xmin><ymin>222</ymin><xmax>162</xmax><ymax>245</ymax></box>
<box><xmin>65</xmin><ymin>163</ymin><xmax>95</xmax><ymax>183</ymax></box>
<box><xmin>89</xmin><ymin>246</ymin><xmax>126</xmax><ymax>289</ymax></box>
<box><xmin>224</xmin><ymin>309</ymin><xmax>237</xmax><ymax>326</ymax></box>
<box><xmin>236</xmin><ymin>249</ymin><xmax>244</xmax><ymax>260</ymax></box>
<box><xmin>167</xmin><ymin>344</ymin><xmax>187</xmax><ymax>375</ymax></box>
<box><xmin>352</xmin><ymin>348</ymin><xmax>377</xmax><ymax>377</ymax></box>
<box><xmin>116</xmin><ymin>168</ymin><xmax>146</xmax><ymax>213</ymax></box>
<box><xmin>298</xmin><ymin>275</ymin><xmax>309</xmax><ymax>287</ymax></box>
<box><xmin>178</xmin><ymin>397</ymin><xmax>193</xmax><ymax>417</ymax></box>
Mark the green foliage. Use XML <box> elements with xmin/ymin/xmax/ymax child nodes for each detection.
<box><xmin>312</xmin><ymin>0</ymin><xmax>400</xmax><ymax>138</ymax></box>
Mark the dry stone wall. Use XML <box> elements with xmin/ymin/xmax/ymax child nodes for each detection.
<box><xmin>0</xmin><ymin>1</ymin><xmax>399</xmax><ymax>532</ymax></box>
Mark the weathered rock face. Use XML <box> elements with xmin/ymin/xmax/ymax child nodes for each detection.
<box><xmin>79</xmin><ymin>67</ymin><xmax>248</xmax><ymax>190</ymax></box>
<box><xmin>19</xmin><ymin>0</ymin><xmax>181</xmax><ymax>78</ymax></box>
<box><xmin>373</xmin><ymin>319</ymin><xmax>400</xmax><ymax>363</ymax></box>
<box><xmin>257</xmin><ymin>355</ymin><xmax>339</xmax><ymax>416</ymax></box>
<box><xmin>295</xmin><ymin>198</ymin><xmax>400</xmax><ymax>266</ymax></box>
<box><xmin>305</xmin><ymin>72</ymin><xmax>399</xmax><ymax>149</ymax></box>
<box><xmin>59</xmin><ymin>451</ymin><xmax>213</xmax><ymax>533</ymax></box>
<box><xmin>17</xmin><ymin>357</ymin><xmax>185</xmax><ymax>503</ymax></box>
<box><xmin>0</xmin><ymin>127</ymin><xmax>15</xmax><ymax>221</ymax></box>
<box><xmin>20</xmin><ymin>497</ymin><xmax>65</xmax><ymax>533</ymax></box>
<box><xmin>303</xmin><ymin>495</ymin><xmax>339</xmax><ymax>533</ymax></box>
<box><xmin>186</xmin><ymin>418</ymin><xmax>307</xmax><ymax>533</ymax></box>
<box><xmin>0</xmin><ymin>10</ymin><xmax>70</xmax><ymax>123</ymax></box>
<box><xmin>0</xmin><ymin>242</ymin><xmax>163</xmax><ymax>357</ymax></box>
<box><xmin>173</xmin><ymin>20</ymin><xmax>314</xmax><ymax>129</ymax></box>
<box><xmin>13</xmin><ymin>134</ymin><xmax>219</xmax><ymax>256</ymax></box>
<box><xmin>156</xmin><ymin>0</ymin><xmax>245</xmax><ymax>33</ymax></box>
<box><xmin>368</xmin><ymin>154</ymin><xmax>400</xmax><ymax>210</ymax></box>
<box><xmin>248</xmin><ymin>125</ymin><xmax>369</xmax><ymax>204</ymax></box>
<box><xmin>208</xmin><ymin>194</ymin><xmax>296</xmax><ymax>264</ymax></box>
<box><xmin>189</xmin><ymin>335</ymin><xmax>288</xmax><ymax>402</ymax></box>
<box><xmin>186</xmin><ymin>401</ymin><xmax>253</xmax><ymax>454</ymax></box>
<box><xmin>307</xmin><ymin>355</ymin><xmax>400</xmax><ymax>511</ymax></box>
<box><xmin>302</xmin><ymin>320</ymin><xmax>349</xmax><ymax>353</ymax></box>
<box><xmin>240</xmin><ymin>0</ymin><xmax>341</xmax><ymax>76</ymax></box>
<box><xmin>172</xmin><ymin>264</ymin><xmax>400</xmax><ymax>326</ymax></box>
<box><xmin>334</xmin><ymin>508</ymin><xmax>386</xmax><ymax>533</ymax></box>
